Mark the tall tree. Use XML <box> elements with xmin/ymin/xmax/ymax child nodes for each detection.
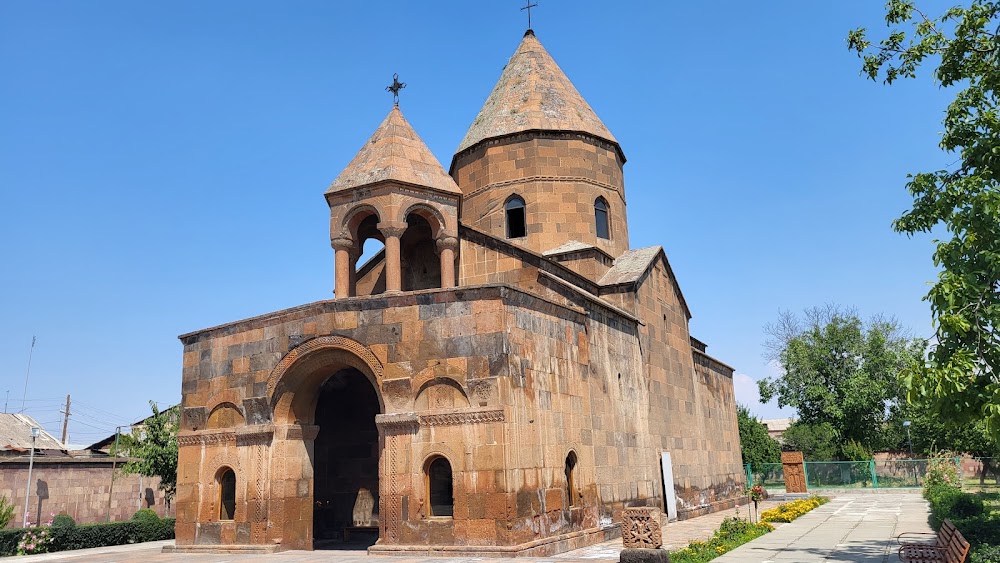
<box><xmin>848</xmin><ymin>1</ymin><xmax>1000</xmax><ymax>441</ymax></box>
<box><xmin>737</xmin><ymin>404</ymin><xmax>782</xmax><ymax>469</ymax></box>
<box><xmin>781</xmin><ymin>421</ymin><xmax>842</xmax><ymax>461</ymax></box>
<box><xmin>758</xmin><ymin>305</ymin><xmax>924</xmax><ymax>454</ymax></box>
<box><xmin>114</xmin><ymin>401</ymin><xmax>179</xmax><ymax>501</ymax></box>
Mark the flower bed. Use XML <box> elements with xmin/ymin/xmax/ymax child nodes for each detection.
<box><xmin>760</xmin><ymin>496</ymin><xmax>830</xmax><ymax>523</ymax></box>
<box><xmin>670</xmin><ymin>517</ymin><xmax>774</xmax><ymax>563</ymax></box>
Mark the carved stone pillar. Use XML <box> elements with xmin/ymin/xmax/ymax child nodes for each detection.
<box><xmin>373</xmin><ymin>414</ymin><xmax>419</xmax><ymax>546</ymax></box>
<box><xmin>331</xmin><ymin>237</ymin><xmax>354</xmax><ymax>299</ymax></box>
<box><xmin>378</xmin><ymin>222</ymin><xmax>407</xmax><ymax>293</ymax></box>
<box><xmin>436</xmin><ymin>236</ymin><xmax>458</xmax><ymax>289</ymax></box>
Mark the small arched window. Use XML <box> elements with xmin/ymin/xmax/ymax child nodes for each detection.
<box><xmin>505</xmin><ymin>195</ymin><xmax>527</xmax><ymax>239</ymax></box>
<box><xmin>565</xmin><ymin>451</ymin><xmax>578</xmax><ymax>506</ymax></box>
<box><xmin>218</xmin><ymin>468</ymin><xmax>236</xmax><ymax>521</ymax></box>
<box><xmin>595</xmin><ymin>197</ymin><xmax>609</xmax><ymax>239</ymax></box>
<box><xmin>427</xmin><ymin>456</ymin><xmax>454</xmax><ymax>517</ymax></box>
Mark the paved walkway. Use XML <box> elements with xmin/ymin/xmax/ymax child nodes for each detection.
<box><xmin>5</xmin><ymin>494</ymin><xmax>930</xmax><ymax>562</ymax></box>
<box><xmin>714</xmin><ymin>493</ymin><xmax>933</xmax><ymax>563</ymax></box>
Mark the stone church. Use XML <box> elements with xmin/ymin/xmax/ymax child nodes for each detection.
<box><xmin>172</xmin><ymin>29</ymin><xmax>744</xmax><ymax>556</ymax></box>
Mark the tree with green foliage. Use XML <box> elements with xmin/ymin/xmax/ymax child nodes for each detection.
<box><xmin>848</xmin><ymin>1</ymin><xmax>1000</xmax><ymax>442</ymax></box>
<box><xmin>758</xmin><ymin>305</ymin><xmax>925</xmax><ymax>456</ymax></box>
<box><xmin>113</xmin><ymin>402</ymin><xmax>179</xmax><ymax>501</ymax></box>
<box><xmin>781</xmin><ymin>421</ymin><xmax>842</xmax><ymax>461</ymax></box>
<box><xmin>737</xmin><ymin>404</ymin><xmax>781</xmax><ymax>469</ymax></box>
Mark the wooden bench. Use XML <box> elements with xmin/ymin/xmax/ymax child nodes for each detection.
<box><xmin>898</xmin><ymin>519</ymin><xmax>970</xmax><ymax>562</ymax></box>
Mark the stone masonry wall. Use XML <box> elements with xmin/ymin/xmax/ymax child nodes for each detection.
<box><xmin>619</xmin><ymin>260</ymin><xmax>744</xmax><ymax>517</ymax></box>
<box><xmin>175</xmin><ymin>286</ymin><xmax>621</xmax><ymax>553</ymax></box>
<box><xmin>452</xmin><ymin>134</ymin><xmax>629</xmax><ymax>258</ymax></box>
<box><xmin>0</xmin><ymin>460</ymin><xmax>168</xmax><ymax>528</ymax></box>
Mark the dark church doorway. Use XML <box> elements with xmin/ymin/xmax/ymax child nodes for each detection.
<box><xmin>312</xmin><ymin>367</ymin><xmax>381</xmax><ymax>549</ymax></box>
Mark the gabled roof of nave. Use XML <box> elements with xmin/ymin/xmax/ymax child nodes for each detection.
<box><xmin>455</xmin><ymin>30</ymin><xmax>619</xmax><ymax>155</ymax></box>
<box><xmin>327</xmin><ymin>106</ymin><xmax>461</xmax><ymax>196</ymax></box>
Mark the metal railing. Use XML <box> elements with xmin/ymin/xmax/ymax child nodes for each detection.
<box><xmin>745</xmin><ymin>457</ymin><xmax>999</xmax><ymax>490</ymax></box>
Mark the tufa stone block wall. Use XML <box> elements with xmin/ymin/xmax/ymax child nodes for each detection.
<box><xmin>0</xmin><ymin>460</ymin><xmax>168</xmax><ymax>527</ymax></box>
<box><xmin>452</xmin><ymin>134</ymin><xmax>629</xmax><ymax>258</ymax></box>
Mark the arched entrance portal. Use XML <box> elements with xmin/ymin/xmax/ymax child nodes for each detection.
<box><xmin>313</xmin><ymin>368</ymin><xmax>381</xmax><ymax>547</ymax></box>
<box><xmin>266</xmin><ymin>336</ymin><xmax>385</xmax><ymax>552</ymax></box>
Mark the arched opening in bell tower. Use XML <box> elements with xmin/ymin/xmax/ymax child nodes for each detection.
<box><xmin>400</xmin><ymin>212</ymin><xmax>441</xmax><ymax>291</ymax></box>
<box><xmin>312</xmin><ymin>367</ymin><xmax>381</xmax><ymax>549</ymax></box>
<box><xmin>354</xmin><ymin>214</ymin><xmax>386</xmax><ymax>295</ymax></box>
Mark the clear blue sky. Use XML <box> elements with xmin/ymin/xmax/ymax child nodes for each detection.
<box><xmin>1</xmin><ymin>1</ymin><xmax>955</xmax><ymax>443</ymax></box>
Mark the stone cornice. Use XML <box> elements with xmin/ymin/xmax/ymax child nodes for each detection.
<box><xmin>177</xmin><ymin>431</ymin><xmax>236</xmax><ymax>447</ymax></box>
<box><xmin>375</xmin><ymin>413</ymin><xmax>420</xmax><ymax>431</ymax></box>
<box><xmin>419</xmin><ymin>409</ymin><xmax>504</xmax><ymax>426</ymax></box>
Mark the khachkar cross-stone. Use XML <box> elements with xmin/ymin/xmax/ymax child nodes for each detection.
<box><xmin>620</xmin><ymin>507</ymin><xmax>670</xmax><ymax>562</ymax></box>
<box><xmin>386</xmin><ymin>73</ymin><xmax>406</xmax><ymax>106</ymax></box>
<box><xmin>521</xmin><ymin>0</ymin><xmax>538</xmax><ymax>30</ymax></box>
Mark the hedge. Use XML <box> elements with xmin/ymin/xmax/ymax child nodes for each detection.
<box><xmin>924</xmin><ymin>483</ymin><xmax>1000</xmax><ymax>562</ymax></box>
<box><xmin>0</xmin><ymin>517</ymin><xmax>174</xmax><ymax>556</ymax></box>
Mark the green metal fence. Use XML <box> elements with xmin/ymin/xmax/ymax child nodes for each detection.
<box><xmin>745</xmin><ymin>457</ymin><xmax>994</xmax><ymax>490</ymax></box>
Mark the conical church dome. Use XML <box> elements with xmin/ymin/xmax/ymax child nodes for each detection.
<box><xmin>327</xmin><ymin>106</ymin><xmax>460</xmax><ymax>195</ymax></box>
<box><xmin>456</xmin><ymin>30</ymin><xmax>618</xmax><ymax>155</ymax></box>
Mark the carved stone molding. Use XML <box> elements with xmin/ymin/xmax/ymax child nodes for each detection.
<box><xmin>420</xmin><ymin>409</ymin><xmax>504</xmax><ymax>426</ymax></box>
<box><xmin>377</xmin><ymin>221</ymin><xmax>407</xmax><ymax>239</ymax></box>
<box><xmin>331</xmin><ymin>237</ymin><xmax>354</xmax><ymax>251</ymax></box>
<box><xmin>265</xmin><ymin>335</ymin><xmax>384</xmax><ymax>400</ymax></box>
<box><xmin>435</xmin><ymin>236</ymin><xmax>459</xmax><ymax>252</ymax></box>
<box><xmin>177</xmin><ymin>431</ymin><xmax>236</xmax><ymax>447</ymax></box>
<box><xmin>375</xmin><ymin>413</ymin><xmax>420</xmax><ymax>432</ymax></box>
<box><xmin>235</xmin><ymin>424</ymin><xmax>274</xmax><ymax>447</ymax></box>
<box><xmin>280</xmin><ymin>424</ymin><xmax>319</xmax><ymax>442</ymax></box>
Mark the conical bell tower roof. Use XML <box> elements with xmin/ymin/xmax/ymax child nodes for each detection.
<box><xmin>327</xmin><ymin>106</ymin><xmax>461</xmax><ymax>195</ymax></box>
<box><xmin>455</xmin><ymin>30</ymin><xmax>619</xmax><ymax>155</ymax></box>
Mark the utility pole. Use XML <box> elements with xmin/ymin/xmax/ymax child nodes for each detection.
<box><xmin>23</xmin><ymin>427</ymin><xmax>39</xmax><ymax>527</ymax></box>
<box><xmin>60</xmin><ymin>395</ymin><xmax>71</xmax><ymax>445</ymax></box>
<box><xmin>107</xmin><ymin>426</ymin><xmax>121</xmax><ymax>522</ymax></box>
<box><xmin>20</xmin><ymin>336</ymin><xmax>36</xmax><ymax>413</ymax></box>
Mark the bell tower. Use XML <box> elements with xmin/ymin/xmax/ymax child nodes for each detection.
<box><xmin>326</xmin><ymin>98</ymin><xmax>461</xmax><ymax>298</ymax></box>
<box><xmin>450</xmin><ymin>31</ymin><xmax>629</xmax><ymax>258</ymax></box>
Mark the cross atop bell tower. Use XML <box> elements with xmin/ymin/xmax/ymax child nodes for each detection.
<box><xmin>520</xmin><ymin>0</ymin><xmax>538</xmax><ymax>31</ymax></box>
<box><xmin>386</xmin><ymin>73</ymin><xmax>406</xmax><ymax>107</ymax></box>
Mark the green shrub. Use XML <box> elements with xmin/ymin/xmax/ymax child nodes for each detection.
<box><xmin>971</xmin><ymin>544</ymin><xmax>1000</xmax><ymax>563</ymax></box>
<box><xmin>0</xmin><ymin>496</ymin><xmax>14</xmax><ymax>529</ymax></box>
<box><xmin>0</xmin><ymin>528</ymin><xmax>25</xmax><ymax>557</ymax></box>
<box><xmin>924</xmin><ymin>481</ymin><xmax>1000</xmax><ymax>550</ymax></box>
<box><xmin>924</xmin><ymin>456</ymin><xmax>961</xmax><ymax>493</ymax></box>
<box><xmin>0</xmin><ymin>517</ymin><xmax>175</xmax><ymax>556</ymax></box>
<box><xmin>132</xmin><ymin>508</ymin><xmax>159</xmax><ymax>522</ymax></box>
<box><xmin>671</xmin><ymin>517</ymin><xmax>773</xmax><ymax>562</ymax></box>
<box><xmin>51</xmin><ymin>514</ymin><xmax>76</xmax><ymax>528</ymax></box>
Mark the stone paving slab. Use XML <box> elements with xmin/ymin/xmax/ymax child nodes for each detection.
<box><xmin>713</xmin><ymin>494</ymin><xmax>932</xmax><ymax>563</ymax></box>
<box><xmin>6</xmin><ymin>495</ymin><xmax>931</xmax><ymax>563</ymax></box>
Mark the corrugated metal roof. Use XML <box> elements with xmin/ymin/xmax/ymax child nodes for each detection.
<box><xmin>0</xmin><ymin>413</ymin><xmax>64</xmax><ymax>451</ymax></box>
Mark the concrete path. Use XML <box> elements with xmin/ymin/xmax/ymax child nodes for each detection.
<box><xmin>713</xmin><ymin>493</ymin><xmax>933</xmax><ymax>563</ymax></box>
<box><xmin>4</xmin><ymin>494</ymin><xmax>931</xmax><ymax>562</ymax></box>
